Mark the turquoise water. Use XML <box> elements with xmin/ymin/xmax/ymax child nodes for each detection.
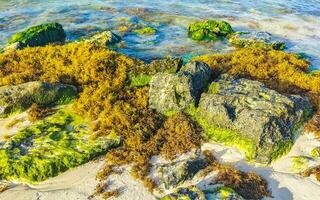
<box><xmin>0</xmin><ymin>0</ymin><xmax>319</xmax><ymax>69</ymax></box>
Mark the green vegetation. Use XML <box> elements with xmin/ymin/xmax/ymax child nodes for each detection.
<box><xmin>133</xmin><ymin>27</ymin><xmax>157</xmax><ymax>35</ymax></box>
<box><xmin>186</xmin><ymin>104</ymin><xmax>256</xmax><ymax>161</ymax></box>
<box><xmin>129</xmin><ymin>74</ymin><xmax>152</xmax><ymax>87</ymax></box>
<box><xmin>0</xmin><ymin>110</ymin><xmax>120</xmax><ymax>183</ymax></box>
<box><xmin>311</xmin><ymin>147</ymin><xmax>320</xmax><ymax>158</ymax></box>
<box><xmin>188</xmin><ymin>20</ymin><xmax>234</xmax><ymax>41</ymax></box>
<box><xmin>7</xmin><ymin>23</ymin><xmax>66</xmax><ymax>48</ymax></box>
<box><xmin>291</xmin><ymin>156</ymin><xmax>310</xmax><ymax>173</ymax></box>
<box><xmin>269</xmin><ymin>141</ymin><xmax>293</xmax><ymax>162</ymax></box>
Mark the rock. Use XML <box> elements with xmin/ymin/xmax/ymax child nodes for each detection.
<box><xmin>198</xmin><ymin>74</ymin><xmax>313</xmax><ymax>163</ymax></box>
<box><xmin>205</xmin><ymin>187</ymin><xmax>244</xmax><ymax>200</ymax></box>
<box><xmin>129</xmin><ymin>57</ymin><xmax>183</xmax><ymax>87</ymax></box>
<box><xmin>84</xmin><ymin>30</ymin><xmax>121</xmax><ymax>46</ymax></box>
<box><xmin>134</xmin><ymin>57</ymin><xmax>183</xmax><ymax>75</ymax></box>
<box><xmin>149</xmin><ymin>62</ymin><xmax>213</xmax><ymax>114</ymax></box>
<box><xmin>133</xmin><ymin>27</ymin><xmax>157</xmax><ymax>35</ymax></box>
<box><xmin>188</xmin><ymin>20</ymin><xmax>234</xmax><ymax>41</ymax></box>
<box><xmin>229</xmin><ymin>31</ymin><xmax>285</xmax><ymax>50</ymax></box>
<box><xmin>0</xmin><ymin>82</ymin><xmax>77</xmax><ymax>118</ymax></box>
<box><xmin>6</xmin><ymin>23</ymin><xmax>66</xmax><ymax>49</ymax></box>
<box><xmin>160</xmin><ymin>186</ymin><xmax>245</xmax><ymax>200</ymax></box>
<box><xmin>154</xmin><ymin>156</ymin><xmax>208</xmax><ymax>189</ymax></box>
<box><xmin>160</xmin><ymin>186</ymin><xmax>206</xmax><ymax>200</ymax></box>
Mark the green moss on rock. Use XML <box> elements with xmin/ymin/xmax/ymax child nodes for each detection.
<box><xmin>133</xmin><ymin>27</ymin><xmax>157</xmax><ymax>35</ymax></box>
<box><xmin>229</xmin><ymin>31</ymin><xmax>285</xmax><ymax>50</ymax></box>
<box><xmin>0</xmin><ymin>82</ymin><xmax>77</xmax><ymax>118</ymax></box>
<box><xmin>7</xmin><ymin>22</ymin><xmax>66</xmax><ymax>48</ymax></box>
<box><xmin>188</xmin><ymin>20</ymin><xmax>234</xmax><ymax>41</ymax></box>
<box><xmin>0</xmin><ymin>110</ymin><xmax>120</xmax><ymax>183</ymax></box>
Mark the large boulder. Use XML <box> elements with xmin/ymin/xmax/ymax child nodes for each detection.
<box><xmin>188</xmin><ymin>20</ymin><xmax>234</xmax><ymax>41</ymax></box>
<box><xmin>0</xmin><ymin>82</ymin><xmax>77</xmax><ymax>118</ymax></box>
<box><xmin>229</xmin><ymin>31</ymin><xmax>285</xmax><ymax>50</ymax></box>
<box><xmin>149</xmin><ymin>61</ymin><xmax>213</xmax><ymax>114</ymax></box>
<box><xmin>198</xmin><ymin>74</ymin><xmax>313</xmax><ymax>163</ymax></box>
<box><xmin>84</xmin><ymin>30</ymin><xmax>121</xmax><ymax>46</ymax></box>
<box><xmin>6</xmin><ymin>23</ymin><xmax>66</xmax><ymax>49</ymax></box>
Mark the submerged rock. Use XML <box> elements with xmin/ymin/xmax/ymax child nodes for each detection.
<box><xmin>155</xmin><ymin>156</ymin><xmax>208</xmax><ymax>189</ymax></box>
<box><xmin>0</xmin><ymin>82</ymin><xmax>77</xmax><ymax>118</ymax></box>
<box><xmin>229</xmin><ymin>31</ymin><xmax>285</xmax><ymax>50</ymax></box>
<box><xmin>188</xmin><ymin>20</ymin><xmax>234</xmax><ymax>41</ymax></box>
<box><xmin>6</xmin><ymin>23</ymin><xmax>66</xmax><ymax>49</ymax></box>
<box><xmin>197</xmin><ymin>74</ymin><xmax>313</xmax><ymax>163</ymax></box>
<box><xmin>149</xmin><ymin>61</ymin><xmax>213</xmax><ymax>114</ymax></box>
<box><xmin>84</xmin><ymin>30</ymin><xmax>121</xmax><ymax>46</ymax></box>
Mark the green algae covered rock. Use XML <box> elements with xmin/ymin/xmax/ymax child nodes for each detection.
<box><xmin>205</xmin><ymin>186</ymin><xmax>244</xmax><ymax>200</ymax></box>
<box><xmin>84</xmin><ymin>30</ymin><xmax>121</xmax><ymax>46</ymax></box>
<box><xmin>0</xmin><ymin>110</ymin><xmax>120</xmax><ymax>183</ymax></box>
<box><xmin>155</xmin><ymin>156</ymin><xmax>208</xmax><ymax>189</ymax></box>
<box><xmin>160</xmin><ymin>186</ymin><xmax>206</xmax><ymax>200</ymax></box>
<box><xmin>188</xmin><ymin>20</ymin><xmax>234</xmax><ymax>41</ymax></box>
<box><xmin>0</xmin><ymin>82</ymin><xmax>77</xmax><ymax>118</ymax></box>
<box><xmin>195</xmin><ymin>74</ymin><xmax>313</xmax><ymax>163</ymax></box>
<box><xmin>7</xmin><ymin>23</ymin><xmax>66</xmax><ymax>49</ymax></box>
<box><xmin>149</xmin><ymin>62</ymin><xmax>213</xmax><ymax>114</ymax></box>
<box><xmin>229</xmin><ymin>31</ymin><xmax>285</xmax><ymax>50</ymax></box>
<box><xmin>133</xmin><ymin>27</ymin><xmax>157</xmax><ymax>35</ymax></box>
<box><xmin>129</xmin><ymin>57</ymin><xmax>183</xmax><ymax>87</ymax></box>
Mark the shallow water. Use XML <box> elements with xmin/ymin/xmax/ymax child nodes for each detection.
<box><xmin>0</xmin><ymin>0</ymin><xmax>319</xmax><ymax>69</ymax></box>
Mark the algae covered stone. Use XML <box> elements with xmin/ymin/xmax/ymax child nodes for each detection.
<box><xmin>0</xmin><ymin>110</ymin><xmax>120</xmax><ymax>182</ymax></box>
<box><xmin>155</xmin><ymin>156</ymin><xmax>208</xmax><ymax>189</ymax></box>
<box><xmin>133</xmin><ymin>27</ymin><xmax>157</xmax><ymax>35</ymax></box>
<box><xmin>205</xmin><ymin>187</ymin><xmax>244</xmax><ymax>200</ymax></box>
<box><xmin>149</xmin><ymin>62</ymin><xmax>213</xmax><ymax>114</ymax></box>
<box><xmin>7</xmin><ymin>23</ymin><xmax>66</xmax><ymax>48</ymax></box>
<box><xmin>229</xmin><ymin>31</ymin><xmax>285</xmax><ymax>50</ymax></box>
<box><xmin>84</xmin><ymin>30</ymin><xmax>121</xmax><ymax>46</ymax></box>
<box><xmin>160</xmin><ymin>186</ymin><xmax>206</xmax><ymax>200</ymax></box>
<box><xmin>188</xmin><ymin>20</ymin><xmax>234</xmax><ymax>41</ymax></box>
<box><xmin>0</xmin><ymin>81</ymin><xmax>77</xmax><ymax>118</ymax></box>
<box><xmin>196</xmin><ymin>74</ymin><xmax>313</xmax><ymax>163</ymax></box>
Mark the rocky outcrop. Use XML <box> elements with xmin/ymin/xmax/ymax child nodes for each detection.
<box><xmin>149</xmin><ymin>62</ymin><xmax>213</xmax><ymax>114</ymax></box>
<box><xmin>198</xmin><ymin>74</ymin><xmax>313</xmax><ymax>163</ymax></box>
<box><xmin>84</xmin><ymin>30</ymin><xmax>121</xmax><ymax>46</ymax></box>
<box><xmin>0</xmin><ymin>82</ymin><xmax>77</xmax><ymax>118</ymax></box>
<box><xmin>154</xmin><ymin>156</ymin><xmax>208</xmax><ymax>189</ymax></box>
<box><xmin>229</xmin><ymin>31</ymin><xmax>285</xmax><ymax>50</ymax></box>
<box><xmin>6</xmin><ymin>23</ymin><xmax>66</xmax><ymax>49</ymax></box>
<box><xmin>188</xmin><ymin>20</ymin><xmax>234</xmax><ymax>41</ymax></box>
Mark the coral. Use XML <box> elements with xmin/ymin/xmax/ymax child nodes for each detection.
<box><xmin>188</xmin><ymin>20</ymin><xmax>234</xmax><ymax>41</ymax></box>
<box><xmin>7</xmin><ymin>23</ymin><xmax>66</xmax><ymax>48</ymax></box>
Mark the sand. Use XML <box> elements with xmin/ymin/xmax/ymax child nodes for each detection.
<box><xmin>0</xmin><ymin>131</ymin><xmax>320</xmax><ymax>200</ymax></box>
